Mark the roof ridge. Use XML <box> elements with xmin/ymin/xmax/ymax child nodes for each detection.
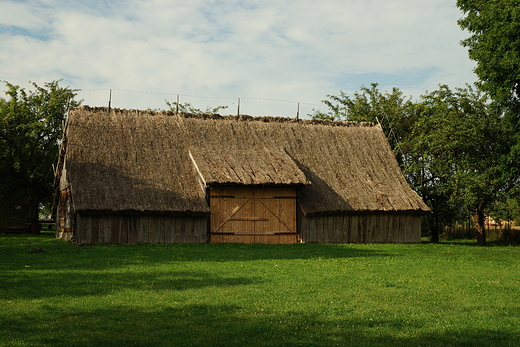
<box><xmin>73</xmin><ymin>106</ymin><xmax>376</xmax><ymax>127</ymax></box>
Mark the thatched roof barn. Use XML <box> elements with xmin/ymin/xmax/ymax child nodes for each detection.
<box><xmin>55</xmin><ymin>106</ymin><xmax>429</xmax><ymax>244</ymax></box>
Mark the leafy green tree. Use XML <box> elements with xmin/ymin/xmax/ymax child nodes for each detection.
<box><xmin>411</xmin><ymin>85</ymin><xmax>514</xmax><ymax>245</ymax></box>
<box><xmin>0</xmin><ymin>80</ymin><xmax>80</xmax><ymax>234</ymax></box>
<box><xmin>457</xmin><ymin>1</ymin><xmax>520</xmax><ymax>233</ymax></box>
<box><xmin>457</xmin><ymin>0</ymin><xmax>520</xmax><ymax>109</ymax></box>
<box><xmin>165</xmin><ymin>100</ymin><xmax>228</xmax><ymax>114</ymax></box>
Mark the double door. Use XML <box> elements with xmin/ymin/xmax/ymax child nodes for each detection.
<box><xmin>209</xmin><ymin>186</ymin><xmax>299</xmax><ymax>244</ymax></box>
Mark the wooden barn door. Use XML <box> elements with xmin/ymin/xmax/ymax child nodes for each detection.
<box><xmin>209</xmin><ymin>186</ymin><xmax>299</xmax><ymax>244</ymax></box>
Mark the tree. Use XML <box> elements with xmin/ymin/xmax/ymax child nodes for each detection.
<box><xmin>0</xmin><ymin>80</ymin><xmax>80</xmax><ymax>234</ymax></box>
<box><xmin>411</xmin><ymin>85</ymin><xmax>513</xmax><ymax>246</ymax></box>
<box><xmin>457</xmin><ymin>1</ymin><xmax>520</xmax><ymax>243</ymax></box>
<box><xmin>165</xmin><ymin>100</ymin><xmax>228</xmax><ymax>114</ymax></box>
<box><xmin>457</xmin><ymin>0</ymin><xmax>520</xmax><ymax>108</ymax></box>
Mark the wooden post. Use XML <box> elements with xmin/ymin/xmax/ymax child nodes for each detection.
<box><xmin>237</xmin><ymin>98</ymin><xmax>240</xmax><ymax>116</ymax></box>
<box><xmin>176</xmin><ymin>94</ymin><xmax>179</xmax><ymax>114</ymax></box>
<box><xmin>108</xmin><ymin>89</ymin><xmax>112</xmax><ymax>113</ymax></box>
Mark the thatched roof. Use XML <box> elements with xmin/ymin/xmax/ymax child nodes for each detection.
<box><xmin>189</xmin><ymin>147</ymin><xmax>309</xmax><ymax>186</ymax></box>
<box><xmin>60</xmin><ymin>106</ymin><xmax>429</xmax><ymax>215</ymax></box>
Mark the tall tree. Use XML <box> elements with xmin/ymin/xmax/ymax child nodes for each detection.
<box><xmin>457</xmin><ymin>0</ymin><xmax>520</xmax><ymax>108</ymax></box>
<box><xmin>457</xmin><ymin>0</ymin><xmax>520</xmax><ymax>243</ymax></box>
<box><xmin>0</xmin><ymin>81</ymin><xmax>80</xmax><ymax>234</ymax></box>
<box><xmin>411</xmin><ymin>85</ymin><xmax>513</xmax><ymax>246</ymax></box>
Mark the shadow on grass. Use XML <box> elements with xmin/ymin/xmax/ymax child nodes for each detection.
<box><xmin>158</xmin><ymin>243</ymin><xmax>393</xmax><ymax>262</ymax></box>
<box><xmin>0</xmin><ymin>234</ymin><xmax>393</xmax><ymax>270</ymax></box>
<box><xmin>2</xmin><ymin>303</ymin><xmax>517</xmax><ymax>347</ymax></box>
<box><xmin>423</xmin><ymin>239</ymin><xmax>520</xmax><ymax>247</ymax></box>
<box><xmin>1</xmin><ymin>269</ymin><xmax>261</xmax><ymax>300</ymax></box>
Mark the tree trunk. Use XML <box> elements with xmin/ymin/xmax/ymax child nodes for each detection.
<box><xmin>427</xmin><ymin>212</ymin><xmax>440</xmax><ymax>243</ymax></box>
<box><xmin>28</xmin><ymin>195</ymin><xmax>40</xmax><ymax>235</ymax></box>
<box><xmin>471</xmin><ymin>202</ymin><xmax>486</xmax><ymax>246</ymax></box>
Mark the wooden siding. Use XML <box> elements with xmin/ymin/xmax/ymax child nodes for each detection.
<box><xmin>300</xmin><ymin>213</ymin><xmax>421</xmax><ymax>244</ymax></box>
<box><xmin>73</xmin><ymin>214</ymin><xmax>207</xmax><ymax>245</ymax></box>
<box><xmin>55</xmin><ymin>188</ymin><xmax>74</xmax><ymax>240</ymax></box>
<box><xmin>209</xmin><ymin>186</ymin><xmax>299</xmax><ymax>244</ymax></box>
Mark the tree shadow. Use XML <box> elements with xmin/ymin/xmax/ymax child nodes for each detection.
<box><xmin>1</xmin><ymin>269</ymin><xmax>261</xmax><ymax>301</ymax></box>
<box><xmin>1</xmin><ymin>235</ymin><xmax>394</xmax><ymax>273</ymax></box>
<box><xmin>423</xmin><ymin>239</ymin><xmax>520</xmax><ymax>247</ymax></box>
<box><xmin>2</xmin><ymin>303</ymin><xmax>517</xmax><ymax>347</ymax></box>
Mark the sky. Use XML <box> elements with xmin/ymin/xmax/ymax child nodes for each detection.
<box><xmin>0</xmin><ymin>0</ymin><xmax>476</xmax><ymax>118</ymax></box>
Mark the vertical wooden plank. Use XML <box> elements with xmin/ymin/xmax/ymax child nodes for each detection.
<box><xmin>305</xmin><ymin>216</ymin><xmax>316</xmax><ymax>243</ymax></box>
<box><xmin>139</xmin><ymin>216</ymin><xmax>147</xmax><ymax>243</ymax></box>
<box><xmin>163</xmin><ymin>217</ymin><xmax>172</xmax><ymax>244</ymax></box>
<box><xmin>75</xmin><ymin>214</ymin><xmax>83</xmax><ymax>244</ymax></box>
<box><xmin>187</xmin><ymin>217</ymin><xmax>196</xmax><ymax>243</ymax></box>
<box><xmin>160</xmin><ymin>217</ymin><xmax>166</xmax><ymax>244</ymax></box>
<box><xmin>155</xmin><ymin>216</ymin><xmax>163</xmax><ymax>244</ymax></box>
<box><xmin>87</xmin><ymin>215</ymin><xmax>95</xmax><ymax>244</ymax></box>
<box><xmin>344</xmin><ymin>215</ymin><xmax>352</xmax><ymax>243</ymax></box>
<box><xmin>373</xmin><ymin>215</ymin><xmax>381</xmax><ymax>243</ymax></box>
<box><xmin>179</xmin><ymin>218</ymin><xmax>187</xmax><ymax>243</ymax></box>
<box><xmin>358</xmin><ymin>215</ymin><xmax>365</xmax><ymax>243</ymax></box>
<box><xmin>192</xmin><ymin>218</ymin><xmax>201</xmax><ymax>243</ymax></box>
<box><xmin>318</xmin><ymin>216</ymin><xmax>325</xmax><ymax>243</ymax></box>
<box><xmin>111</xmin><ymin>216</ymin><xmax>120</xmax><ymax>243</ymax></box>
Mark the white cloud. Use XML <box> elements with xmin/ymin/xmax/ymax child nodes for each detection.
<box><xmin>0</xmin><ymin>0</ymin><xmax>476</xmax><ymax>116</ymax></box>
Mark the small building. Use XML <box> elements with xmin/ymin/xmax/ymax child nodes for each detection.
<box><xmin>54</xmin><ymin>106</ymin><xmax>429</xmax><ymax>245</ymax></box>
<box><xmin>0</xmin><ymin>197</ymin><xmax>28</xmax><ymax>233</ymax></box>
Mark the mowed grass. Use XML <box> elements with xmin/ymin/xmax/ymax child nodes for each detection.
<box><xmin>1</xmin><ymin>234</ymin><xmax>519</xmax><ymax>347</ymax></box>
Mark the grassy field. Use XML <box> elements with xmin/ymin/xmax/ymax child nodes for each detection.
<box><xmin>1</xmin><ymin>233</ymin><xmax>519</xmax><ymax>347</ymax></box>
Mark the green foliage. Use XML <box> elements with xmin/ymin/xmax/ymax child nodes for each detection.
<box><xmin>1</xmin><ymin>235</ymin><xmax>520</xmax><ymax>346</ymax></box>
<box><xmin>489</xmin><ymin>196</ymin><xmax>520</xmax><ymax>224</ymax></box>
<box><xmin>457</xmin><ymin>0</ymin><xmax>520</xmax><ymax>108</ymax></box>
<box><xmin>456</xmin><ymin>3</ymin><xmax>520</xmax><ymax>235</ymax></box>
<box><xmin>410</xmin><ymin>85</ymin><xmax>514</xmax><ymax>245</ymax></box>
<box><xmin>412</xmin><ymin>86</ymin><xmax>500</xmax><ymax>206</ymax></box>
<box><xmin>165</xmin><ymin>100</ymin><xmax>228</xmax><ymax>114</ymax></box>
<box><xmin>0</xmin><ymin>80</ymin><xmax>81</xmax><ymax>232</ymax></box>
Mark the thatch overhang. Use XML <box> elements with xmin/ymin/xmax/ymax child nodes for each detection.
<box><xmin>189</xmin><ymin>148</ymin><xmax>310</xmax><ymax>186</ymax></box>
<box><xmin>60</xmin><ymin>106</ymin><xmax>430</xmax><ymax>216</ymax></box>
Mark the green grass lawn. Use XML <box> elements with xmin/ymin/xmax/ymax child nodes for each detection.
<box><xmin>1</xmin><ymin>233</ymin><xmax>519</xmax><ymax>347</ymax></box>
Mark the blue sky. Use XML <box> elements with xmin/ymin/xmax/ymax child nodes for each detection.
<box><xmin>0</xmin><ymin>0</ymin><xmax>476</xmax><ymax>117</ymax></box>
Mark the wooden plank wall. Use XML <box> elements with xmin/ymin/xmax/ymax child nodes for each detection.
<box><xmin>64</xmin><ymin>212</ymin><xmax>421</xmax><ymax>244</ymax></box>
<box><xmin>300</xmin><ymin>213</ymin><xmax>422</xmax><ymax>244</ymax></box>
<box><xmin>74</xmin><ymin>214</ymin><xmax>207</xmax><ymax>245</ymax></box>
<box><xmin>55</xmin><ymin>188</ymin><xmax>74</xmax><ymax>241</ymax></box>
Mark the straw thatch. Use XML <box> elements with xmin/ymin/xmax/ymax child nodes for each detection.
<box><xmin>60</xmin><ymin>106</ymin><xmax>429</xmax><ymax>216</ymax></box>
<box><xmin>189</xmin><ymin>147</ymin><xmax>309</xmax><ymax>186</ymax></box>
